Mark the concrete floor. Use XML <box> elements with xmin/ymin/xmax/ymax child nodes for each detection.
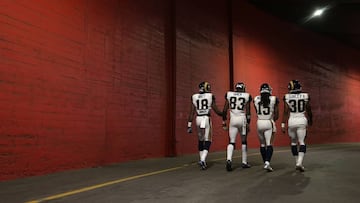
<box><xmin>1</xmin><ymin>143</ymin><xmax>360</xmax><ymax>203</ymax></box>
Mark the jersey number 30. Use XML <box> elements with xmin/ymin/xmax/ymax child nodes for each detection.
<box><xmin>288</xmin><ymin>99</ymin><xmax>305</xmax><ymax>113</ymax></box>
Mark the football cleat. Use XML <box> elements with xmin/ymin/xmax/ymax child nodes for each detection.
<box><xmin>226</xmin><ymin>160</ymin><xmax>232</xmax><ymax>171</ymax></box>
<box><xmin>200</xmin><ymin>161</ymin><xmax>207</xmax><ymax>170</ymax></box>
<box><xmin>296</xmin><ymin>165</ymin><xmax>305</xmax><ymax>172</ymax></box>
<box><xmin>241</xmin><ymin>163</ymin><xmax>251</xmax><ymax>168</ymax></box>
<box><xmin>264</xmin><ymin>163</ymin><xmax>274</xmax><ymax>172</ymax></box>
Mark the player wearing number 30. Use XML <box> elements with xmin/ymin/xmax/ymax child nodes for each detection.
<box><xmin>187</xmin><ymin>81</ymin><xmax>223</xmax><ymax>170</ymax></box>
<box><xmin>254</xmin><ymin>83</ymin><xmax>279</xmax><ymax>172</ymax></box>
<box><xmin>222</xmin><ymin>82</ymin><xmax>252</xmax><ymax>171</ymax></box>
<box><xmin>281</xmin><ymin>80</ymin><xmax>313</xmax><ymax>172</ymax></box>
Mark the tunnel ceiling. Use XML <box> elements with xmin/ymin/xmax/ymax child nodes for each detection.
<box><xmin>248</xmin><ymin>0</ymin><xmax>360</xmax><ymax>50</ymax></box>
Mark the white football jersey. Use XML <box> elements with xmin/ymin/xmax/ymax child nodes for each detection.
<box><xmin>192</xmin><ymin>93</ymin><xmax>214</xmax><ymax>116</ymax></box>
<box><xmin>254</xmin><ymin>95</ymin><xmax>278</xmax><ymax>120</ymax></box>
<box><xmin>225</xmin><ymin>91</ymin><xmax>252</xmax><ymax>117</ymax></box>
<box><xmin>284</xmin><ymin>93</ymin><xmax>310</xmax><ymax>118</ymax></box>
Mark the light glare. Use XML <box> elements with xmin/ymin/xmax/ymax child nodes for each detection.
<box><xmin>313</xmin><ymin>9</ymin><xmax>324</xmax><ymax>17</ymax></box>
<box><xmin>303</xmin><ymin>6</ymin><xmax>330</xmax><ymax>23</ymax></box>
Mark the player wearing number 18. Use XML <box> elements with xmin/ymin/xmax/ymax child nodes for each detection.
<box><xmin>281</xmin><ymin>80</ymin><xmax>313</xmax><ymax>172</ymax></box>
<box><xmin>187</xmin><ymin>81</ymin><xmax>223</xmax><ymax>170</ymax></box>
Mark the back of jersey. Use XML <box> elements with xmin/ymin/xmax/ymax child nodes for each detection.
<box><xmin>284</xmin><ymin>93</ymin><xmax>309</xmax><ymax>118</ymax></box>
<box><xmin>254</xmin><ymin>95</ymin><xmax>277</xmax><ymax>120</ymax></box>
<box><xmin>226</xmin><ymin>91</ymin><xmax>250</xmax><ymax>117</ymax></box>
<box><xmin>192</xmin><ymin>93</ymin><xmax>213</xmax><ymax>116</ymax></box>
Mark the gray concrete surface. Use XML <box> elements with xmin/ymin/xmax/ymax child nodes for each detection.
<box><xmin>0</xmin><ymin>143</ymin><xmax>359</xmax><ymax>203</ymax></box>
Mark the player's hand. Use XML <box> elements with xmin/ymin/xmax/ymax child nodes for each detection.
<box><xmin>308</xmin><ymin>120</ymin><xmax>313</xmax><ymax>126</ymax></box>
<box><xmin>246</xmin><ymin>125</ymin><xmax>250</xmax><ymax>133</ymax></box>
<box><xmin>281</xmin><ymin>123</ymin><xmax>286</xmax><ymax>134</ymax></box>
<box><xmin>222</xmin><ymin>121</ymin><xmax>228</xmax><ymax>131</ymax></box>
<box><xmin>187</xmin><ymin>127</ymin><xmax>192</xmax><ymax>133</ymax></box>
<box><xmin>281</xmin><ymin>126</ymin><xmax>286</xmax><ymax>133</ymax></box>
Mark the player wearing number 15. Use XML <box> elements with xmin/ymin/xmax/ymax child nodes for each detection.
<box><xmin>222</xmin><ymin>82</ymin><xmax>252</xmax><ymax>171</ymax></box>
<box><xmin>254</xmin><ymin>83</ymin><xmax>279</xmax><ymax>172</ymax></box>
<box><xmin>281</xmin><ymin>80</ymin><xmax>313</xmax><ymax>172</ymax></box>
<box><xmin>187</xmin><ymin>81</ymin><xmax>223</xmax><ymax>170</ymax></box>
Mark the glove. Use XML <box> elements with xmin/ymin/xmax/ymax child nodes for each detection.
<box><xmin>246</xmin><ymin>125</ymin><xmax>250</xmax><ymax>133</ymax></box>
<box><xmin>308</xmin><ymin>119</ymin><xmax>313</xmax><ymax>126</ymax></box>
<box><xmin>222</xmin><ymin>121</ymin><xmax>228</xmax><ymax>131</ymax></box>
<box><xmin>187</xmin><ymin>127</ymin><xmax>192</xmax><ymax>133</ymax></box>
<box><xmin>281</xmin><ymin>123</ymin><xmax>286</xmax><ymax>134</ymax></box>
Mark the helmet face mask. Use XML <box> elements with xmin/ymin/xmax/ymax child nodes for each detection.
<box><xmin>260</xmin><ymin>83</ymin><xmax>272</xmax><ymax>94</ymax></box>
<box><xmin>199</xmin><ymin>81</ymin><xmax>211</xmax><ymax>93</ymax></box>
<box><xmin>288</xmin><ymin>80</ymin><xmax>302</xmax><ymax>93</ymax></box>
<box><xmin>235</xmin><ymin>82</ymin><xmax>246</xmax><ymax>92</ymax></box>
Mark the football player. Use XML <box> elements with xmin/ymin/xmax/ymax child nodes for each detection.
<box><xmin>254</xmin><ymin>83</ymin><xmax>279</xmax><ymax>172</ymax></box>
<box><xmin>222</xmin><ymin>82</ymin><xmax>252</xmax><ymax>171</ymax></box>
<box><xmin>281</xmin><ymin>80</ymin><xmax>313</xmax><ymax>172</ymax></box>
<box><xmin>187</xmin><ymin>81</ymin><xmax>223</xmax><ymax>170</ymax></box>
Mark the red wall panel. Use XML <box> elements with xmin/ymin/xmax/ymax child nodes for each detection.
<box><xmin>0</xmin><ymin>0</ymin><xmax>170</xmax><ymax>180</ymax></box>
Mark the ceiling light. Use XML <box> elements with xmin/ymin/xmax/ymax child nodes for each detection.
<box><xmin>312</xmin><ymin>9</ymin><xmax>324</xmax><ymax>17</ymax></box>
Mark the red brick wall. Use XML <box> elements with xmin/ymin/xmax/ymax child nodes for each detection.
<box><xmin>0</xmin><ymin>0</ymin><xmax>359</xmax><ymax>181</ymax></box>
<box><xmin>0</xmin><ymin>0</ymin><xmax>170</xmax><ymax>180</ymax></box>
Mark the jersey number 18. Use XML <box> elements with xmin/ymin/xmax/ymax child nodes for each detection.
<box><xmin>196</xmin><ymin>99</ymin><xmax>209</xmax><ymax>110</ymax></box>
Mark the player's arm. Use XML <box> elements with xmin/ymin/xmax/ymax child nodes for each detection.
<box><xmin>281</xmin><ymin>96</ymin><xmax>289</xmax><ymax>133</ymax></box>
<box><xmin>222</xmin><ymin>94</ymin><xmax>229</xmax><ymax>130</ymax></box>
<box><xmin>253</xmin><ymin>99</ymin><xmax>257</xmax><ymax>115</ymax></box>
<box><xmin>187</xmin><ymin>97</ymin><xmax>195</xmax><ymax>133</ymax></box>
<box><xmin>246</xmin><ymin>95</ymin><xmax>252</xmax><ymax>124</ymax></box>
<box><xmin>306</xmin><ymin>99</ymin><xmax>313</xmax><ymax>126</ymax></box>
<box><xmin>211</xmin><ymin>95</ymin><xmax>223</xmax><ymax>117</ymax></box>
<box><xmin>222</xmin><ymin>93</ymin><xmax>229</xmax><ymax>121</ymax></box>
<box><xmin>273</xmin><ymin>97</ymin><xmax>279</xmax><ymax>121</ymax></box>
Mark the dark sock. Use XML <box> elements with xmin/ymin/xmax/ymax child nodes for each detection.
<box><xmin>260</xmin><ymin>146</ymin><xmax>266</xmax><ymax>162</ymax></box>
<box><xmin>266</xmin><ymin>145</ymin><xmax>273</xmax><ymax>162</ymax></box>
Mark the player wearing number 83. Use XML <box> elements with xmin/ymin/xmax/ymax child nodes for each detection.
<box><xmin>187</xmin><ymin>81</ymin><xmax>223</xmax><ymax>170</ymax></box>
<box><xmin>281</xmin><ymin>80</ymin><xmax>313</xmax><ymax>172</ymax></box>
<box><xmin>222</xmin><ymin>82</ymin><xmax>252</xmax><ymax>171</ymax></box>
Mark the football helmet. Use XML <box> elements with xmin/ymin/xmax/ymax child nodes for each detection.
<box><xmin>288</xmin><ymin>80</ymin><xmax>302</xmax><ymax>93</ymax></box>
<box><xmin>235</xmin><ymin>82</ymin><xmax>246</xmax><ymax>92</ymax></box>
<box><xmin>260</xmin><ymin>83</ymin><xmax>272</xmax><ymax>94</ymax></box>
<box><xmin>199</xmin><ymin>81</ymin><xmax>211</xmax><ymax>93</ymax></box>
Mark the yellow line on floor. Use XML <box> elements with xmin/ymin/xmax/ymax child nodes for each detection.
<box><xmin>25</xmin><ymin>149</ymin><xmax>291</xmax><ymax>203</ymax></box>
<box><xmin>25</xmin><ymin>166</ymin><xmax>183</xmax><ymax>203</ymax></box>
